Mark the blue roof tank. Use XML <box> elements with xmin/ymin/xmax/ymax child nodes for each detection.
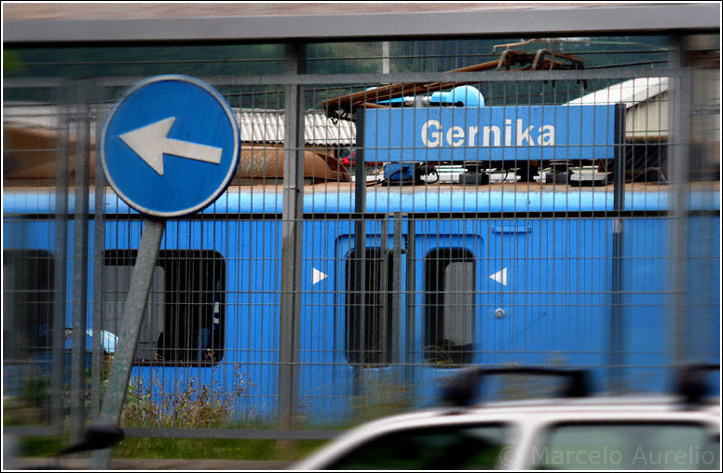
<box><xmin>429</xmin><ymin>85</ymin><xmax>485</xmax><ymax>107</ymax></box>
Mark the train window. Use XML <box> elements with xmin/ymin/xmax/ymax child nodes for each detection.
<box><xmin>102</xmin><ymin>261</ymin><xmax>165</xmax><ymax>362</ymax></box>
<box><xmin>103</xmin><ymin>250</ymin><xmax>225</xmax><ymax>366</ymax></box>
<box><xmin>345</xmin><ymin>248</ymin><xmax>394</xmax><ymax>366</ymax></box>
<box><xmin>424</xmin><ymin>248</ymin><xmax>475</xmax><ymax>366</ymax></box>
<box><xmin>3</xmin><ymin>249</ymin><xmax>54</xmax><ymax>356</ymax></box>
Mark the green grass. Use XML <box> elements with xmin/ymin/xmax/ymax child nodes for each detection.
<box><xmin>17</xmin><ymin>436</ymin><xmax>66</xmax><ymax>458</ymax></box>
<box><xmin>113</xmin><ymin>437</ymin><xmax>328</xmax><ymax>461</ymax></box>
<box><xmin>16</xmin><ymin>436</ymin><xmax>328</xmax><ymax>462</ymax></box>
<box><xmin>11</xmin><ymin>372</ymin><xmax>412</xmax><ymax>462</ymax></box>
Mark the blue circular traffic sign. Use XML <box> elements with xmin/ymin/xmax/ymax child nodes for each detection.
<box><xmin>100</xmin><ymin>75</ymin><xmax>239</xmax><ymax>217</ymax></box>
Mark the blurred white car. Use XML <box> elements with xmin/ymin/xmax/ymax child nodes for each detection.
<box><xmin>295</xmin><ymin>366</ymin><xmax>720</xmax><ymax>470</ymax></box>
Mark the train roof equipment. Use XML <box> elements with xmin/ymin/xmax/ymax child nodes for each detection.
<box><xmin>322</xmin><ymin>41</ymin><xmax>584</xmax><ymax>121</ymax></box>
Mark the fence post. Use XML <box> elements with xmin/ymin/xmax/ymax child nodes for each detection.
<box><xmin>90</xmin><ymin>95</ymin><xmax>107</xmax><ymax>421</ymax></box>
<box><xmin>70</xmin><ymin>82</ymin><xmax>92</xmax><ymax>443</ymax></box>
<box><xmin>51</xmin><ymin>83</ymin><xmax>71</xmax><ymax>433</ymax></box>
<box><xmin>667</xmin><ymin>36</ymin><xmax>692</xmax><ymax>368</ymax></box>
<box><xmin>610</xmin><ymin>103</ymin><xmax>626</xmax><ymax>392</ymax></box>
<box><xmin>352</xmin><ymin>104</ymin><xmax>367</xmax><ymax>403</ymax></box>
<box><xmin>278</xmin><ymin>42</ymin><xmax>306</xmax><ymax>431</ymax></box>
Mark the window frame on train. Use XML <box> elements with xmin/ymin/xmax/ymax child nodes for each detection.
<box><xmin>3</xmin><ymin>249</ymin><xmax>55</xmax><ymax>356</ymax></box>
<box><xmin>102</xmin><ymin>249</ymin><xmax>226</xmax><ymax>367</ymax></box>
<box><xmin>345</xmin><ymin>248</ymin><xmax>395</xmax><ymax>366</ymax></box>
<box><xmin>424</xmin><ymin>248</ymin><xmax>476</xmax><ymax>367</ymax></box>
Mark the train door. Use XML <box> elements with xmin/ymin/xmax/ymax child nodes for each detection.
<box><xmin>330</xmin><ymin>219</ymin><xmax>491</xmax><ymax>413</ymax></box>
<box><xmin>409</xmin><ymin>220</ymin><xmax>485</xmax><ymax>406</ymax></box>
<box><xmin>328</xmin><ymin>219</ymin><xmax>409</xmax><ymax>420</ymax></box>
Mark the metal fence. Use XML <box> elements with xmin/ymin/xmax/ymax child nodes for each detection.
<box><xmin>3</xmin><ymin>32</ymin><xmax>720</xmax><ymax>444</ymax></box>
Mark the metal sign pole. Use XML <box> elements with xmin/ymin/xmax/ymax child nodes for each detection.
<box><xmin>92</xmin><ymin>218</ymin><xmax>165</xmax><ymax>467</ymax></box>
<box><xmin>93</xmin><ymin>74</ymin><xmax>238</xmax><ymax>467</ymax></box>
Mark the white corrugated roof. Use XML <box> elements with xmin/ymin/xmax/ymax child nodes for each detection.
<box><xmin>3</xmin><ymin>103</ymin><xmax>67</xmax><ymax>129</ymax></box>
<box><xmin>4</xmin><ymin>104</ymin><xmax>357</xmax><ymax>146</ymax></box>
<box><xmin>236</xmin><ymin>108</ymin><xmax>356</xmax><ymax>146</ymax></box>
<box><xmin>566</xmin><ymin>77</ymin><xmax>668</xmax><ymax>108</ymax></box>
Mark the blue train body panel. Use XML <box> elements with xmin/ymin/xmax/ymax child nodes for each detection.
<box><xmin>3</xmin><ymin>185</ymin><xmax>720</xmax><ymax>423</ymax></box>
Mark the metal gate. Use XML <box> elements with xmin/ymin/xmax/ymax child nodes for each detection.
<box><xmin>3</xmin><ymin>33</ymin><xmax>720</xmax><ymax>442</ymax></box>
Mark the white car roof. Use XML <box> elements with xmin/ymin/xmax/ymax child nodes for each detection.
<box><xmin>295</xmin><ymin>395</ymin><xmax>720</xmax><ymax>470</ymax></box>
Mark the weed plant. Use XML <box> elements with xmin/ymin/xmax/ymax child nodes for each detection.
<box><xmin>121</xmin><ymin>364</ymin><xmax>253</xmax><ymax>429</ymax></box>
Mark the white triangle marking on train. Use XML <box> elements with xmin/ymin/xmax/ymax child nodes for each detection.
<box><xmin>312</xmin><ymin>267</ymin><xmax>329</xmax><ymax>285</ymax></box>
<box><xmin>489</xmin><ymin>268</ymin><xmax>508</xmax><ymax>286</ymax></box>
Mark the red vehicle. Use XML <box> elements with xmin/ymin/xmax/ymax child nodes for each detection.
<box><xmin>339</xmin><ymin>152</ymin><xmax>384</xmax><ymax>169</ymax></box>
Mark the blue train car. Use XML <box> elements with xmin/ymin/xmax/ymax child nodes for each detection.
<box><xmin>3</xmin><ymin>179</ymin><xmax>720</xmax><ymax>424</ymax></box>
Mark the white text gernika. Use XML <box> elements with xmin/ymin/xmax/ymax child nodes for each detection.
<box><xmin>421</xmin><ymin>119</ymin><xmax>556</xmax><ymax>148</ymax></box>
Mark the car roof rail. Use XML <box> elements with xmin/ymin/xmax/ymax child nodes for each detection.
<box><xmin>675</xmin><ymin>362</ymin><xmax>720</xmax><ymax>406</ymax></box>
<box><xmin>441</xmin><ymin>366</ymin><xmax>590</xmax><ymax>408</ymax></box>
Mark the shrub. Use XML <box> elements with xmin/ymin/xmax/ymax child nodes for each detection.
<box><xmin>121</xmin><ymin>364</ymin><xmax>254</xmax><ymax>429</ymax></box>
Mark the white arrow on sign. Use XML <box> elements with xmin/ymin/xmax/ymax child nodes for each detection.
<box><xmin>312</xmin><ymin>267</ymin><xmax>328</xmax><ymax>285</ymax></box>
<box><xmin>489</xmin><ymin>267</ymin><xmax>508</xmax><ymax>286</ymax></box>
<box><xmin>119</xmin><ymin>117</ymin><xmax>223</xmax><ymax>176</ymax></box>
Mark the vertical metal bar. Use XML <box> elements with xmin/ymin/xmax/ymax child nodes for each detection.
<box><xmin>382</xmin><ymin>41</ymin><xmax>391</xmax><ymax>75</ymax></box>
<box><xmin>354</xmin><ymin>111</ymin><xmax>367</xmax><ymax>215</ymax></box>
<box><xmin>610</xmin><ymin>103</ymin><xmax>626</xmax><ymax>392</ymax></box>
<box><xmin>51</xmin><ymin>84</ymin><xmax>70</xmax><ymax>432</ymax></box>
<box><xmin>278</xmin><ymin>43</ymin><xmax>305</xmax><ymax>430</ymax></box>
<box><xmin>380</xmin><ymin>219</ymin><xmax>389</xmax><ymax>363</ymax></box>
<box><xmin>405</xmin><ymin>220</ymin><xmax>416</xmax><ymax>392</ymax></box>
<box><xmin>352</xmin><ymin>110</ymin><xmax>367</xmax><ymax>399</ymax></box>
<box><xmin>70</xmin><ymin>88</ymin><xmax>91</xmax><ymax>443</ymax></box>
<box><xmin>91</xmin><ymin>97</ymin><xmax>107</xmax><ymax>420</ymax></box>
<box><xmin>392</xmin><ymin>212</ymin><xmax>403</xmax><ymax>367</ymax></box>
<box><xmin>668</xmin><ymin>36</ymin><xmax>692</xmax><ymax>367</ymax></box>
<box><xmin>93</xmin><ymin>218</ymin><xmax>165</xmax><ymax>468</ymax></box>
